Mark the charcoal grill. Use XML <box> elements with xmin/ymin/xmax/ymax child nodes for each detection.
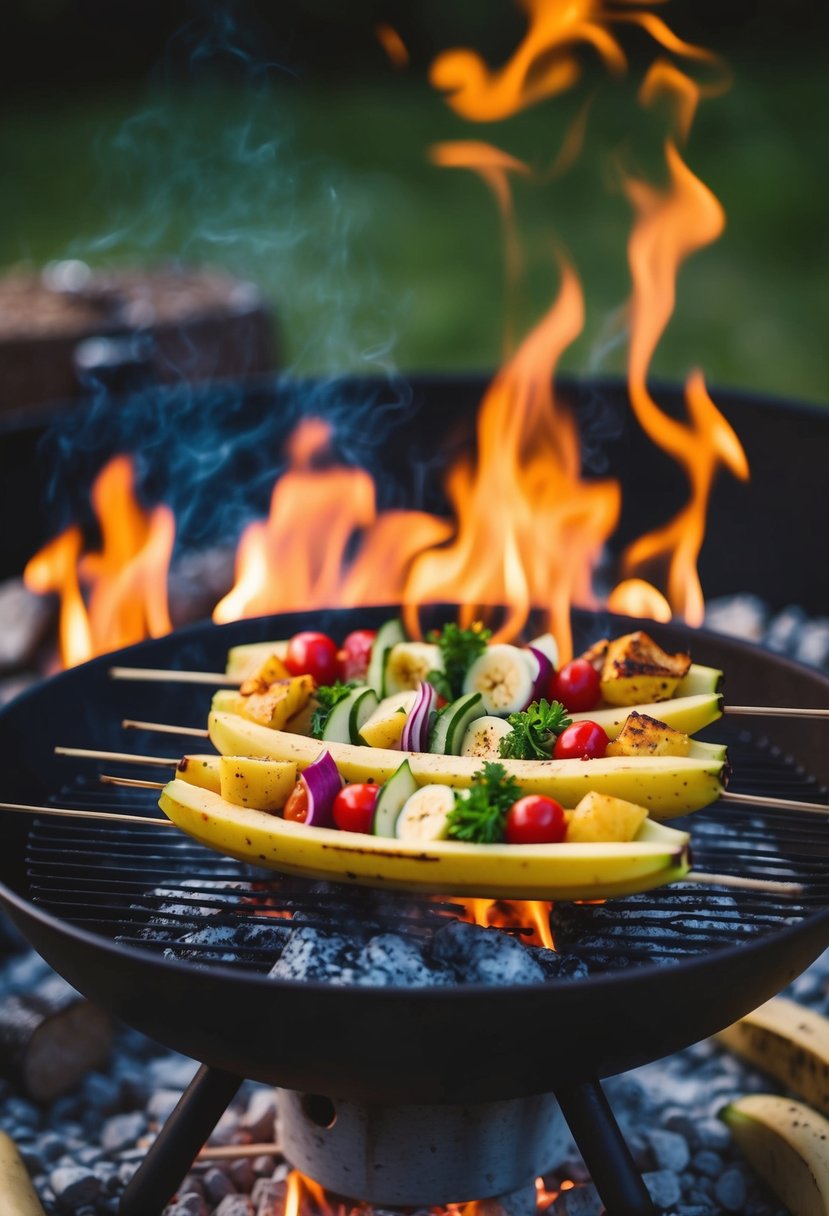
<box><xmin>1</xmin><ymin>606</ymin><xmax>828</xmax><ymax>1216</ymax></box>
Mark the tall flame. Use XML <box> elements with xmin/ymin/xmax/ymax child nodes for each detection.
<box><xmin>23</xmin><ymin>456</ymin><xmax>175</xmax><ymax>668</ymax></box>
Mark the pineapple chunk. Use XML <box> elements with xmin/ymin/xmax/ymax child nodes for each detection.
<box><xmin>579</xmin><ymin>638</ymin><xmax>609</xmax><ymax>671</ymax></box>
<box><xmin>606</xmin><ymin>711</ymin><xmax>692</xmax><ymax>758</ymax></box>
<box><xmin>221</xmin><ymin>675</ymin><xmax>316</xmax><ymax>730</ymax></box>
<box><xmin>219</xmin><ymin>756</ymin><xmax>297</xmax><ymax>812</ymax></box>
<box><xmin>566</xmin><ymin>791</ymin><xmax>648</xmax><ymax>843</ymax></box>
<box><xmin>600</xmin><ymin>631</ymin><xmax>691</xmax><ymax>706</ymax></box>
<box><xmin>239</xmin><ymin>654</ymin><xmax>291</xmax><ymax>695</ymax></box>
<box><xmin>359</xmin><ymin>690</ymin><xmax>418</xmax><ymax>749</ymax></box>
<box><xmin>176</xmin><ymin>754</ymin><xmax>221</xmax><ymax>794</ymax></box>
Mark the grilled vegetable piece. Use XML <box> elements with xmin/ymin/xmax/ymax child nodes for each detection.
<box><xmin>177</xmin><ymin>754</ymin><xmax>222</xmax><ymax>793</ymax></box>
<box><xmin>570</xmin><ymin>691</ymin><xmax>722</xmax><ymax>739</ymax></box>
<box><xmin>373</xmin><ymin>760</ymin><xmax>419</xmax><ymax>838</ymax></box>
<box><xmin>358</xmin><ymin>690</ymin><xmax>418</xmax><ymax>749</ymax></box>
<box><xmin>580</xmin><ymin>638</ymin><xmax>609</xmax><ymax>670</ymax></box>
<box><xmin>395</xmin><ymin>785</ymin><xmax>456</xmax><ymax>841</ymax></box>
<box><xmin>462</xmin><ymin>644</ymin><xmax>535</xmax><ymax>715</ymax></box>
<box><xmin>460</xmin><ymin>715</ymin><xmax>512</xmax><ymax>758</ymax></box>
<box><xmin>716</xmin><ymin>998</ymin><xmax>829</xmax><ymax>1118</ymax></box>
<box><xmin>238</xmin><ymin>654</ymin><xmax>291</xmax><ymax>694</ymax></box>
<box><xmin>209</xmin><ymin>711</ymin><xmax>727</xmax><ymax>818</ymax></box>
<box><xmin>720</xmin><ymin>1094</ymin><xmax>829</xmax><ymax>1216</ymax></box>
<box><xmin>218</xmin><ymin>756</ymin><xmax>297</xmax><ymax>812</ymax></box>
<box><xmin>159</xmin><ymin>778</ymin><xmax>691</xmax><ymax>899</ymax></box>
<box><xmin>606</xmin><ymin>712</ymin><xmax>692</xmax><ymax>758</ymax></box>
<box><xmin>599</xmin><ymin>631</ymin><xmax>692</xmax><ymax>706</ymax></box>
<box><xmin>429</xmin><ymin>692</ymin><xmax>485</xmax><ymax>755</ymax></box>
<box><xmin>565</xmin><ymin>792</ymin><xmax>648</xmax><ymax>843</ymax></box>
<box><xmin>215</xmin><ymin>675</ymin><xmax>316</xmax><ymax>730</ymax></box>
<box><xmin>384</xmin><ymin>642</ymin><xmax>443</xmax><ymax>694</ymax></box>
<box><xmin>225</xmin><ymin>640</ymin><xmax>289</xmax><ymax>680</ymax></box>
<box><xmin>366</xmin><ymin>618</ymin><xmax>407</xmax><ymax>695</ymax></box>
<box><xmin>320</xmin><ymin>686</ymin><xmax>378</xmax><ymax>745</ymax></box>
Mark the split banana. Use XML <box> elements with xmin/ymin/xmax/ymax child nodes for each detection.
<box><xmin>716</xmin><ymin>997</ymin><xmax>829</xmax><ymax>1117</ymax></box>
<box><xmin>721</xmin><ymin>1093</ymin><xmax>829</xmax><ymax>1216</ymax></box>
<box><xmin>570</xmin><ymin>691</ymin><xmax>722</xmax><ymax>740</ymax></box>
<box><xmin>208</xmin><ymin>711</ymin><xmax>727</xmax><ymax>818</ymax></box>
<box><xmin>159</xmin><ymin>778</ymin><xmax>690</xmax><ymax>899</ymax></box>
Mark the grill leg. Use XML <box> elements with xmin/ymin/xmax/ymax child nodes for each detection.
<box><xmin>119</xmin><ymin>1064</ymin><xmax>243</xmax><ymax>1216</ymax></box>
<box><xmin>557</xmin><ymin>1078</ymin><xmax>656</xmax><ymax>1216</ymax></box>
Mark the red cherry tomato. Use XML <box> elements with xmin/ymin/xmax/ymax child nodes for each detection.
<box><xmin>505</xmin><ymin>795</ymin><xmax>567</xmax><ymax>845</ymax></box>
<box><xmin>548</xmin><ymin>659</ymin><xmax>601</xmax><ymax>712</ymax></box>
<box><xmin>285</xmin><ymin>631</ymin><xmax>339</xmax><ymax>685</ymax></box>
<box><xmin>553</xmin><ymin>720</ymin><xmax>609</xmax><ymax>760</ymax></box>
<box><xmin>284</xmin><ymin>780</ymin><xmax>309</xmax><ymax>823</ymax></box>
<box><xmin>338</xmin><ymin>629</ymin><xmax>376</xmax><ymax>682</ymax></box>
<box><xmin>332</xmin><ymin>783</ymin><xmax>379</xmax><ymax>834</ymax></box>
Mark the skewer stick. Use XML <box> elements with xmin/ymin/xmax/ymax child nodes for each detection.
<box><xmin>111</xmin><ymin>666</ymin><xmax>242</xmax><ymax>686</ymax></box>
<box><xmin>193</xmin><ymin>1142</ymin><xmax>281</xmax><ymax>1163</ymax></box>
<box><xmin>686</xmin><ymin>870</ymin><xmax>804</xmax><ymax>897</ymax></box>
<box><xmin>724</xmin><ymin>705</ymin><xmax>829</xmax><ymax>719</ymax></box>
<box><xmin>0</xmin><ymin>802</ymin><xmax>172</xmax><ymax>826</ymax></box>
<box><xmin>56</xmin><ymin>746</ymin><xmax>179</xmax><ymax>767</ymax></box>
<box><xmin>100</xmin><ymin>774</ymin><xmax>166</xmax><ymax>790</ymax></box>
<box><xmin>721</xmin><ymin>791</ymin><xmax>829</xmax><ymax>816</ymax></box>
<box><xmin>122</xmin><ymin>719</ymin><xmax>210</xmax><ymax>738</ymax></box>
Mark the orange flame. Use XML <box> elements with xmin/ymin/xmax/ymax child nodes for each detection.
<box><xmin>456</xmin><ymin>898</ymin><xmax>554</xmax><ymax>950</ymax></box>
<box><xmin>23</xmin><ymin>456</ymin><xmax>174</xmax><ymax>668</ymax></box>
<box><xmin>617</xmin><ymin>77</ymin><xmax>749</xmax><ymax>623</ymax></box>
<box><xmin>376</xmin><ymin>22</ymin><xmax>409</xmax><ymax>69</ymax></box>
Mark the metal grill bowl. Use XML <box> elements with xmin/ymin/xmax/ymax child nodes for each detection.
<box><xmin>1</xmin><ymin>607</ymin><xmax>828</xmax><ymax>1105</ymax></box>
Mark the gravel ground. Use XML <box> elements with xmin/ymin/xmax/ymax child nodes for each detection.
<box><xmin>0</xmin><ymin>942</ymin><xmax>826</xmax><ymax>1216</ymax></box>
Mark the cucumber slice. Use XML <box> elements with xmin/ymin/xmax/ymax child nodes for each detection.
<box><xmin>366</xmin><ymin>618</ymin><xmax>407</xmax><ymax>696</ymax></box>
<box><xmin>373</xmin><ymin>760</ymin><xmax>419</xmax><ymax>838</ymax></box>
<box><xmin>676</xmin><ymin>664</ymin><xmax>723</xmax><ymax>696</ymax></box>
<box><xmin>429</xmin><ymin>692</ymin><xmax>485</xmax><ymax>756</ymax></box>
<box><xmin>321</xmin><ymin>687</ymin><xmax>380</xmax><ymax>745</ymax></box>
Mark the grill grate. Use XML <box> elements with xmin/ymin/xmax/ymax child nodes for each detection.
<box><xmin>23</xmin><ymin>725</ymin><xmax>829</xmax><ymax>978</ymax></box>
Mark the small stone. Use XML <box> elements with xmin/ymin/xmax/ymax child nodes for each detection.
<box><xmin>179</xmin><ymin>1174</ymin><xmax>206</xmax><ymax>1198</ymax></box>
<box><xmin>642</xmin><ymin>1170</ymin><xmax>681</xmax><ymax>1209</ymax></box>
<box><xmin>252</xmin><ymin>1154</ymin><xmax>276</xmax><ymax>1177</ymax></box>
<box><xmin>714</xmin><ymin>1167</ymin><xmax>747</xmax><ymax>1212</ymax></box>
<box><xmin>164</xmin><ymin>1194</ymin><xmax>208</xmax><ymax>1216</ymax></box>
<box><xmin>5</xmin><ymin>1097</ymin><xmax>40</xmax><ymax>1128</ymax></box>
<box><xmin>208</xmin><ymin>1108</ymin><xmax>242</xmax><ymax>1146</ymax></box>
<box><xmin>203</xmin><ymin>1166</ymin><xmax>237</xmax><ymax>1204</ymax></box>
<box><xmin>251</xmin><ymin>1178</ymin><xmax>285</xmax><ymax>1208</ymax></box>
<box><xmin>241</xmin><ymin>1089</ymin><xmax>277</xmax><ymax>1142</ymax></box>
<box><xmin>100</xmin><ymin>1111</ymin><xmax>147</xmax><ymax>1152</ymax></box>
<box><xmin>646</xmin><ymin>1128</ymin><xmax>690</xmax><ymax>1172</ymax></box>
<box><xmin>695</xmin><ymin>1117</ymin><xmax>731</xmax><ymax>1150</ymax></box>
<box><xmin>82</xmin><ymin>1073</ymin><xmax>122</xmax><ymax>1117</ymax></box>
<box><xmin>214</xmin><ymin>1197</ymin><xmax>255</xmax><ymax>1216</ymax></box>
<box><xmin>692</xmin><ymin>1149</ymin><xmax>724</xmax><ymax>1178</ymax></box>
<box><xmin>549</xmin><ymin>1184</ymin><xmax>603</xmax><ymax>1216</ymax></box>
<box><xmin>147</xmin><ymin>1088</ymin><xmax>184</xmax><ymax>1124</ymax></box>
<box><xmin>148</xmin><ymin>1055</ymin><xmax>199</xmax><ymax>1091</ymax></box>
<box><xmin>229</xmin><ymin>1157</ymin><xmax>256</xmax><ymax>1192</ymax></box>
<box><xmin>20</xmin><ymin>1146</ymin><xmax>44</xmax><ymax>1174</ymax></box>
<box><xmin>50</xmin><ymin>1166</ymin><xmax>101</xmax><ymax>1209</ymax></box>
<box><xmin>118</xmin><ymin>1162</ymin><xmax>139</xmax><ymax>1186</ymax></box>
<box><xmin>76</xmin><ymin>1146</ymin><xmax>102</xmax><ymax>1166</ymax></box>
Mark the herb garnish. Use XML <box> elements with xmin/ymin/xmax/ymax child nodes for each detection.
<box><xmin>498</xmin><ymin>699</ymin><xmax>572</xmax><ymax>761</ymax></box>
<box><xmin>427</xmin><ymin>620</ymin><xmax>492</xmax><ymax>700</ymax></box>
<box><xmin>310</xmin><ymin>682</ymin><xmax>357</xmax><ymax>739</ymax></box>
<box><xmin>446</xmin><ymin>762</ymin><xmax>522</xmax><ymax>844</ymax></box>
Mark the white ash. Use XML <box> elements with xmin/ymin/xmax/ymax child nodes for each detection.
<box><xmin>431</xmin><ymin>921</ymin><xmax>547</xmax><ymax>985</ymax></box>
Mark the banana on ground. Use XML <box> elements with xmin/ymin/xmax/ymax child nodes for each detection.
<box><xmin>721</xmin><ymin>1094</ymin><xmax>829</xmax><ymax>1216</ymax></box>
<box><xmin>716</xmin><ymin>997</ymin><xmax>829</xmax><ymax>1117</ymax></box>
<box><xmin>159</xmin><ymin>778</ymin><xmax>690</xmax><ymax>899</ymax></box>
<box><xmin>208</xmin><ymin>711</ymin><xmax>727</xmax><ymax>819</ymax></box>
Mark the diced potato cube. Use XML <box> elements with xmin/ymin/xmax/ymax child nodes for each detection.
<box><xmin>225</xmin><ymin>641</ymin><xmax>289</xmax><ymax>681</ymax></box>
<box><xmin>606</xmin><ymin>711</ymin><xmax>692</xmax><ymax>758</ymax></box>
<box><xmin>177</xmin><ymin>754</ymin><xmax>221</xmax><ymax>794</ymax></box>
<box><xmin>239</xmin><ymin>654</ymin><xmax>292</xmax><ymax>695</ymax></box>
<box><xmin>359</xmin><ymin>691</ymin><xmax>418</xmax><ymax>749</ymax></box>
<box><xmin>600</xmin><ymin>631</ymin><xmax>691</xmax><ymax>706</ymax></box>
<box><xmin>236</xmin><ymin>675</ymin><xmax>316</xmax><ymax>729</ymax></box>
<box><xmin>565</xmin><ymin>791</ymin><xmax>648</xmax><ymax>843</ymax></box>
<box><xmin>219</xmin><ymin>756</ymin><xmax>298</xmax><ymax>812</ymax></box>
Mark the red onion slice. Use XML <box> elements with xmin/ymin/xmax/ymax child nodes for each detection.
<box><xmin>401</xmin><ymin>681</ymin><xmax>438</xmax><ymax>752</ymax></box>
<box><xmin>526</xmin><ymin>646</ymin><xmax>553</xmax><ymax>706</ymax></box>
<box><xmin>302</xmin><ymin>750</ymin><xmax>343</xmax><ymax>827</ymax></box>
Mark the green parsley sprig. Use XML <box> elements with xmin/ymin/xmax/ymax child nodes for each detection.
<box><xmin>498</xmin><ymin>699</ymin><xmax>572</xmax><ymax>761</ymax></box>
<box><xmin>446</xmin><ymin>761</ymin><xmax>522</xmax><ymax>844</ymax></box>
<box><xmin>427</xmin><ymin>620</ymin><xmax>492</xmax><ymax>700</ymax></box>
<box><xmin>310</xmin><ymin>682</ymin><xmax>356</xmax><ymax>739</ymax></box>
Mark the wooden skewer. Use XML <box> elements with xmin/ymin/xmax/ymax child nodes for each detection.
<box><xmin>0</xmin><ymin>801</ymin><xmax>173</xmax><ymax>826</ymax></box>
<box><xmin>111</xmin><ymin>666</ymin><xmax>242</xmax><ymax>686</ymax></box>
<box><xmin>193</xmin><ymin>1142</ymin><xmax>281</xmax><ymax>1163</ymax></box>
<box><xmin>56</xmin><ymin>745</ymin><xmax>179</xmax><ymax>767</ymax></box>
<box><xmin>100</xmin><ymin>774</ymin><xmax>166</xmax><ymax>790</ymax></box>
<box><xmin>685</xmin><ymin>870</ymin><xmax>804</xmax><ymax>897</ymax></box>
<box><xmin>721</xmin><ymin>791</ymin><xmax>829</xmax><ymax>816</ymax></box>
<box><xmin>122</xmin><ymin>719</ymin><xmax>210</xmax><ymax>738</ymax></box>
